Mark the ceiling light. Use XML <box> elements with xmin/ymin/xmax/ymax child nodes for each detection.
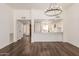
<box><xmin>45</xmin><ymin>3</ymin><xmax>62</xmax><ymax>16</ymax></box>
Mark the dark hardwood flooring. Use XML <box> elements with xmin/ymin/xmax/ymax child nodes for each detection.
<box><xmin>0</xmin><ymin>37</ymin><xmax>79</xmax><ymax>56</ymax></box>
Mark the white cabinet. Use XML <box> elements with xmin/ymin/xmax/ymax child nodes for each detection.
<box><xmin>32</xmin><ymin>32</ymin><xmax>63</xmax><ymax>42</ymax></box>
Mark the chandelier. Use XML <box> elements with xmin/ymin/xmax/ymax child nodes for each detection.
<box><xmin>45</xmin><ymin>3</ymin><xmax>62</xmax><ymax>16</ymax></box>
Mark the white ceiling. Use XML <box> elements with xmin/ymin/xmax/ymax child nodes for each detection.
<box><xmin>6</xmin><ymin>3</ymin><xmax>73</xmax><ymax>10</ymax></box>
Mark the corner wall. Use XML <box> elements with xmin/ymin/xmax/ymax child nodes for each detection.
<box><xmin>64</xmin><ymin>4</ymin><xmax>79</xmax><ymax>47</ymax></box>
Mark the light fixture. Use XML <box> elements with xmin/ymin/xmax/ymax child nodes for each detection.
<box><xmin>45</xmin><ymin>3</ymin><xmax>62</xmax><ymax>16</ymax></box>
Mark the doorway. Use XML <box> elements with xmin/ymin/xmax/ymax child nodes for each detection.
<box><xmin>17</xmin><ymin>20</ymin><xmax>31</xmax><ymax>43</ymax></box>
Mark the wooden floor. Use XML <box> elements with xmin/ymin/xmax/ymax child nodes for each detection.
<box><xmin>0</xmin><ymin>37</ymin><xmax>79</xmax><ymax>56</ymax></box>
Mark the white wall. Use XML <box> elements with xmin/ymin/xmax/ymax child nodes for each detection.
<box><xmin>13</xmin><ymin>9</ymin><xmax>31</xmax><ymax>19</ymax></box>
<box><xmin>0</xmin><ymin>4</ymin><xmax>13</xmax><ymax>49</ymax></box>
<box><xmin>64</xmin><ymin>4</ymin><xmax>79</xmax><ymax>47</ymax></box>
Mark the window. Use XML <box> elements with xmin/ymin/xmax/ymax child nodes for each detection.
<box><xmin>41</xmin><ymin>22</ymin><xmax>48</xmax><ymax>32</ymax></box>
<box><xmin>34</xmin><ymin>20</ymin><xmax>63</xmax><ymax>33</ymax></box>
